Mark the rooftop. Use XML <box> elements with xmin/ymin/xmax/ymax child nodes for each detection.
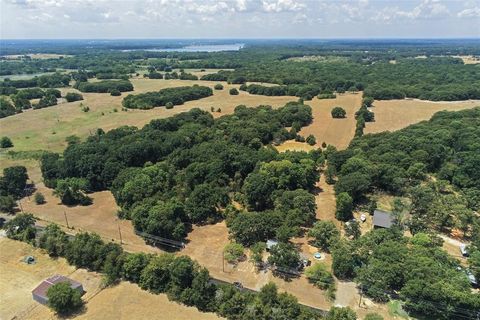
<box><xmin>32</xmin><ymin>275</ymin><xmax>83</xmax><ymax>299</ymax></box>
<box><xmin>373</xmin><ymin>210</ymin><xmax>394</xmax><ymax>228</ymax></box>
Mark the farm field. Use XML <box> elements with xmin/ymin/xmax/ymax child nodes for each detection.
<box><xmin>365</xmin><ymin>99</ymin><xmax>480</xmax><ymax>134</ymax></box>
<box><xmin>0</xmin><ymin>237</ymin><xmax>221</xmax><ymax>320</ymax></box>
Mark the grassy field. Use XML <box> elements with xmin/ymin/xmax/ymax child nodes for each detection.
<box><xmin>365</xmin><ymin>99</ymin><xmax>479</xmax><ymax>135</ymax></box>
<box><xmin>0</xmin><ymin>77</ymin><xmax>295</xmax><ymax>153</ymax></box>
<box><xmin>0</xmin><ymin>237</ymin><xmax>221</xmax><ymax>320</ymax></box>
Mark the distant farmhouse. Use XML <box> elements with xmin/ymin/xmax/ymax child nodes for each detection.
<box><xmin>32</xmin><ymin>275</ymin><xmax>84</xmax><ymax>305</ymax></box>
<box><xmin>373</xmin><ymin>210</ymin><xmax>395</xmax><ymax>229</ymax></box>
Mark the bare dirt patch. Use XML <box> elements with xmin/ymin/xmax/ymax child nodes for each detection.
<box><xmin>365</xmin><ymin>99</ymin><xmax>479</xmax><ymax>135</ymax></box>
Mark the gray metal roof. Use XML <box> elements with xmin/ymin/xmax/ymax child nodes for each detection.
<box><xmin>373</xmin><ymin>210</ymin><xmax>394</xmax><ymax>228</ymax></box>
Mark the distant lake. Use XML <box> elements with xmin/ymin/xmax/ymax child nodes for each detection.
<box><xmin>123</xmin><ymin>43</ymin><xmax>245</xmax><ymax>53</ymax></box>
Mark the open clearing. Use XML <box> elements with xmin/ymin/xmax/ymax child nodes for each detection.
<box><xmin>365</xmin><ymin>99</ymin><xmax>480</xmax><ymax>135</ymax></box>
<box><xmin>299</xmin><ymin>93</ymin><xmax>362</xmax><ymax>150</ymax></box>
<box><xmin>0</xmin><ymin>77</ymin><xmax>296</xmax><ymax>153</ymax></box>
<box><xmin>0</xmin><ymin>238</ymin><xmax>221</xmax><ymax>320</ymax></box>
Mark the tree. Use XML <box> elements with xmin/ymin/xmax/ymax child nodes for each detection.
<box><xmin>47</xmin><ymin>282</ymin><xmax>83</xmax><ymax>315</ymax></box>
<box><xmin>305</xmin><ymin>263</ymin><xmax>335</xmax><ymax>290</ymax></box>
<box><xmin>331</xmin><ymin>107</ymin><xmax>346</xmax><ymax>118</ymax></box>
<box><xmin>365</xmin><ymin>313</ymin><xmax>384</xmax><ymax>320</ymax></box>
<box><xmin>0</xmin><ymin>97</ymin><xmax>17</xmax><ymax>118</ymax></box>
<box><xmin>5</xmin><ymin>213</ymin><xmax>36</xmax><ymax>242</ymax></box>
<box><xmin>306</xmin><ymin>134</ymin><xmax>316</xmax><ymax>146</ymax></box>
<box><xmin>345</xmin><ymin>220</ymin><xmax>361</xmax><ymax>239</ymax></box>
<box><xmin>122</xmin><ymin>252</ymin><xmax>151</xmax><ymax>283</ymax></box>
<box><xmin>336</xmin><ymin>192</ymin><xmax>353</xmax><ymax>221</ymax></box>
<box><xmin>223</xmin><ymin>242</ymin><xmax>245</xmax><ymax>264</ymax></box>
<box><xmin>39</xmin><ymin>224</ymin><xmax>69</xmax><ymax>257</ymax></box>
<box><xmin>229</xmin><ymin>88</ymin><xmax>239</xmax><ymax>95</ymax></box>
<box><xmin>267</xmin><ymin>242</ymin><xmax>300</xmax><ymax>271</ymax></box>
<box><xmin>326</xmin><ymin>306</ymin><xmax>357</xmax><ymax>320</ymax></box>
<box><xmin>34</xmin><ymin>192</ymin><xmax>45</xmax><ymax>204</ymax></box>
<box><xmin>0</xmin><ymin>195</ymin><xmax>16</xmax><ymax>213</ymax></box>
<box><xmin>139</xmin><ymin>254</ymin><xmax>175</xmax><ymax>293</ymax></box>
<box><xmin>250</xmin><ymin>242</ymin><xmax>266</xmax><ymax>266</ymax></box>
<box><xmin>110</xmin><ymin>89</ymin><xmax>121</xmax><ymax>96</ymax></box>
<box><xmin>1</xmin><ymin>166</ymin><xmax>28</xmax><ymax>198</ymax></box>
<box><xmin>331</xmin><ymin>240</ymin><xmax>356</xmax><ymax>279</ymax></box>
<box><xmin>53</xmin><ymin>178</ymin><xmax>91</xmax><ymax>206</ymax></box>
<box><xmin>214</xmin><ymin>83</ymin><xmax>224</xmax><ymax>90</ymax></box>
<box><xmin>362</xmin><ymin>97</ymin><xmax>374</xmax><ymax>108</ymax></box>
<box><xmin>0</xmin><ymin>136</ymin><xmax>13</xmax><ymax>148</ymax></box>
<box><xmin>308</xmin><ymin>221</ymin><xmax>340</xmax><ymax>252</ymax></box>
<box><xmin>65</xmin><ymin>92</ymin><xmax>84</xmax><ymax>102</ymax></box>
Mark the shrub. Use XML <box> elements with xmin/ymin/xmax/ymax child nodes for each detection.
<box><xmin>47</xmin><ymin>282</ymin><xmax>83</xmax><ymax>315</ymax></box>
<box><xmin>214</xmin><ymin>83</ymin><xmax>223</xmax><ymax>90</ymax></box>
<box><xmin>318</xmin><ymin>93</ymin><xmax>336</xmax><ymax>99</ymax></box>
<box><xmin>0</xmin><ymin>136</ymin><xmax>13</xmax><ymax>148</ymax></box>
<box><xmin>223</xmin><ymin>242</ymin><xmax>245</xmax><ymax>264</ymax></box>
<box><xmin>165</xmin><ymin>102</ymin><xmax>174</xmax><ymax>109</ymax></box>
<box><xmin>305</xmin><ymin>263</ymin><xmax>335</xmax><ymax>292</ymax></box>
<box><xmin>229</xmin><ymin>88</ymin><xmax>239</xmax><ymax>95</ymax></box>
<box><xmin>34</xmin><ymin>192</ymin><xmax>46</xmax><ymax>204</ymax></box>
<box><xmin>331</xmin><ymin>106</ymin><xmax>346</xmax><ymax>118</ymax></box>
<box><xmin>306</xmin><ymin>134</ymin><xmax>316</xmax><ymax>146</ymax></box>
<box><xmin>0</xmin><ymin>195</ymin><xmax>16</xmax><ymax>213</ymax></box>
<box><xmin>110</xmin><ymin>89</ymin><xmax>121</xmax><ymax>96</ymax></box>
<box><xmin>65</xmin><ymin>92</ymin><xmax>84</xmax><ymax>102</ymax></box>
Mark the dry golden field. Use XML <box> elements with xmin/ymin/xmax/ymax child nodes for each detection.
<box><xmin>365</xmin><ymin>99</ymin><xmax>480</xmax><ymax>135</ymax></box>
<box><xmin>0</xmin><ymin>237</ymin><xmax>221</xmax><ymax>320</ymax></box>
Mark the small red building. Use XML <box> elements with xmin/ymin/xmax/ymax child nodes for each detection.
<box><xmin>32</xmin><ymin>275</ymin><xmax>84</xmax><ymax>305</ymax></box>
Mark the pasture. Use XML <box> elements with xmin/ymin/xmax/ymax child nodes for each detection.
<box><xmin>364</xmin><ymin>99</ymin><xmax>479</xmax><ymax>135</ymax></box>
<box><xmin>0</xmin><ymin>237</ymin><xmax>221</xmax><ymax>320</ymax></box>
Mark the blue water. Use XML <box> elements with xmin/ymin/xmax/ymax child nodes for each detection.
<box><xmin>124</xmin><ymin>43</ymin><xmax>245</xmax><ymax>53</ymax></box>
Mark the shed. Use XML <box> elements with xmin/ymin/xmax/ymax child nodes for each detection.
<box><xmin>373</xmin><ymin>210</ymin><xmax>394</xmax><ymax>229</ymax></box>
<box><xmin>32</xmin><ymin>275</ymin><xmax>84</xmax><ymax>305</ymax></box>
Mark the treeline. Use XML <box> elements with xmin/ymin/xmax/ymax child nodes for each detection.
<box><xmin>75</xmin><ymin>80</ymin><xmax>133</xmax><ymax>93</ymax></box>
<box><xmin>40</xmin><ymin>104</ymin><xmax>314</xmax><ymax>243</ymax></box>
<box><xmin>0</xmin><ymin>88</ymin><xmax>61</xmax><ymax>116</ymax></box>
<box><xmin>122</xmin><ymin>85</ymin><xmax>212</xmax><ymax>109</ymax></box>
<box><xmin>0</xmin><ymin>72</ymin><xmax>71</xmax><ymax>91</ymax></box>
<box><xmin>240</xmin><ymin>83</ymin><xmax>336</xmax><ymax>100</ymax></box>
<box><xmin>5</xmin><ymin>217</ymin><xmax>325</xmax><ymax>319</ymax></box>
<box><xmin>203</xmin><ymin>58</ymin><xmax>480</xmax><ymax>101</ymax></box>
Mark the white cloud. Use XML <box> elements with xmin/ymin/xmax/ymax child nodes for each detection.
<box><xmin>396</xmin><ymin>0</ymin><xmax>450</xmax><ymax>19</ymax></box>
<box><xmin>457</xmin><ymin>7</ymin><xmax>480</xmax><ymax>18</ymax></box>
<box><xmin>262</xmin><ymin>0</ymin><xmax>305</xmax><ymax>13</ymax></box>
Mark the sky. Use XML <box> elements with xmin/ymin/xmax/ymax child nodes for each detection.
<box><xmin>1</xmin><ymin>0</ymin><xmax>479</xmax><ymax>39</ymax></box>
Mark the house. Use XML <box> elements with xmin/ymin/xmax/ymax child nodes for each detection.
<box><xmin>373</xmin><ymin>210</ymin><xmax>394</xmax><ymax>229</ymax></box>
<box><xmin>32</xmin><ymin>275</ymin><xmax>84</xmax><ymax>305</ymax></box>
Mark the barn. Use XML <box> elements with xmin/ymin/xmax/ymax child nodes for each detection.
<box><xmin>32</xmin><ymin>275</ymin><xmax>84</xmax><ymax>305</ymax></box>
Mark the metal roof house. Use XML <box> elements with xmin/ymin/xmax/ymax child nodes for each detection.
<box><xmin>373</xmin><ymin>210</ymin><xmax>394</xmax><ymax>229</ymax></box>
<box><xmin>32</xmin><ymin>275</ymin><xmax>84</xmax><ymax>305</ymax></box>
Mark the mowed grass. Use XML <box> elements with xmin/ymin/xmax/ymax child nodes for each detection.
<box><xmin>0</xmin><ymin>77</ymin><xmax>296</xmax><ymax>153</ymax></box>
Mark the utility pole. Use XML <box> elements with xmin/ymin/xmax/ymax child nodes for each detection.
<box><xmin>222</xmin><ymin>250</ymin><xmax>225</xmax><ymax>273</ymax></box>
<box><xmin>118</xmin><ymin>223</ymin><xmax>123</xmax><ymax>244</ymax></box>
<box><xmin>358</xmin><ymin>284</ymin><xmax>363</xmax><ymax>307</ymax></box>
<box><xmin>64</xmin><ymin>210</ymin><xmax>70</xmax><ymax>229</ymax></box>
